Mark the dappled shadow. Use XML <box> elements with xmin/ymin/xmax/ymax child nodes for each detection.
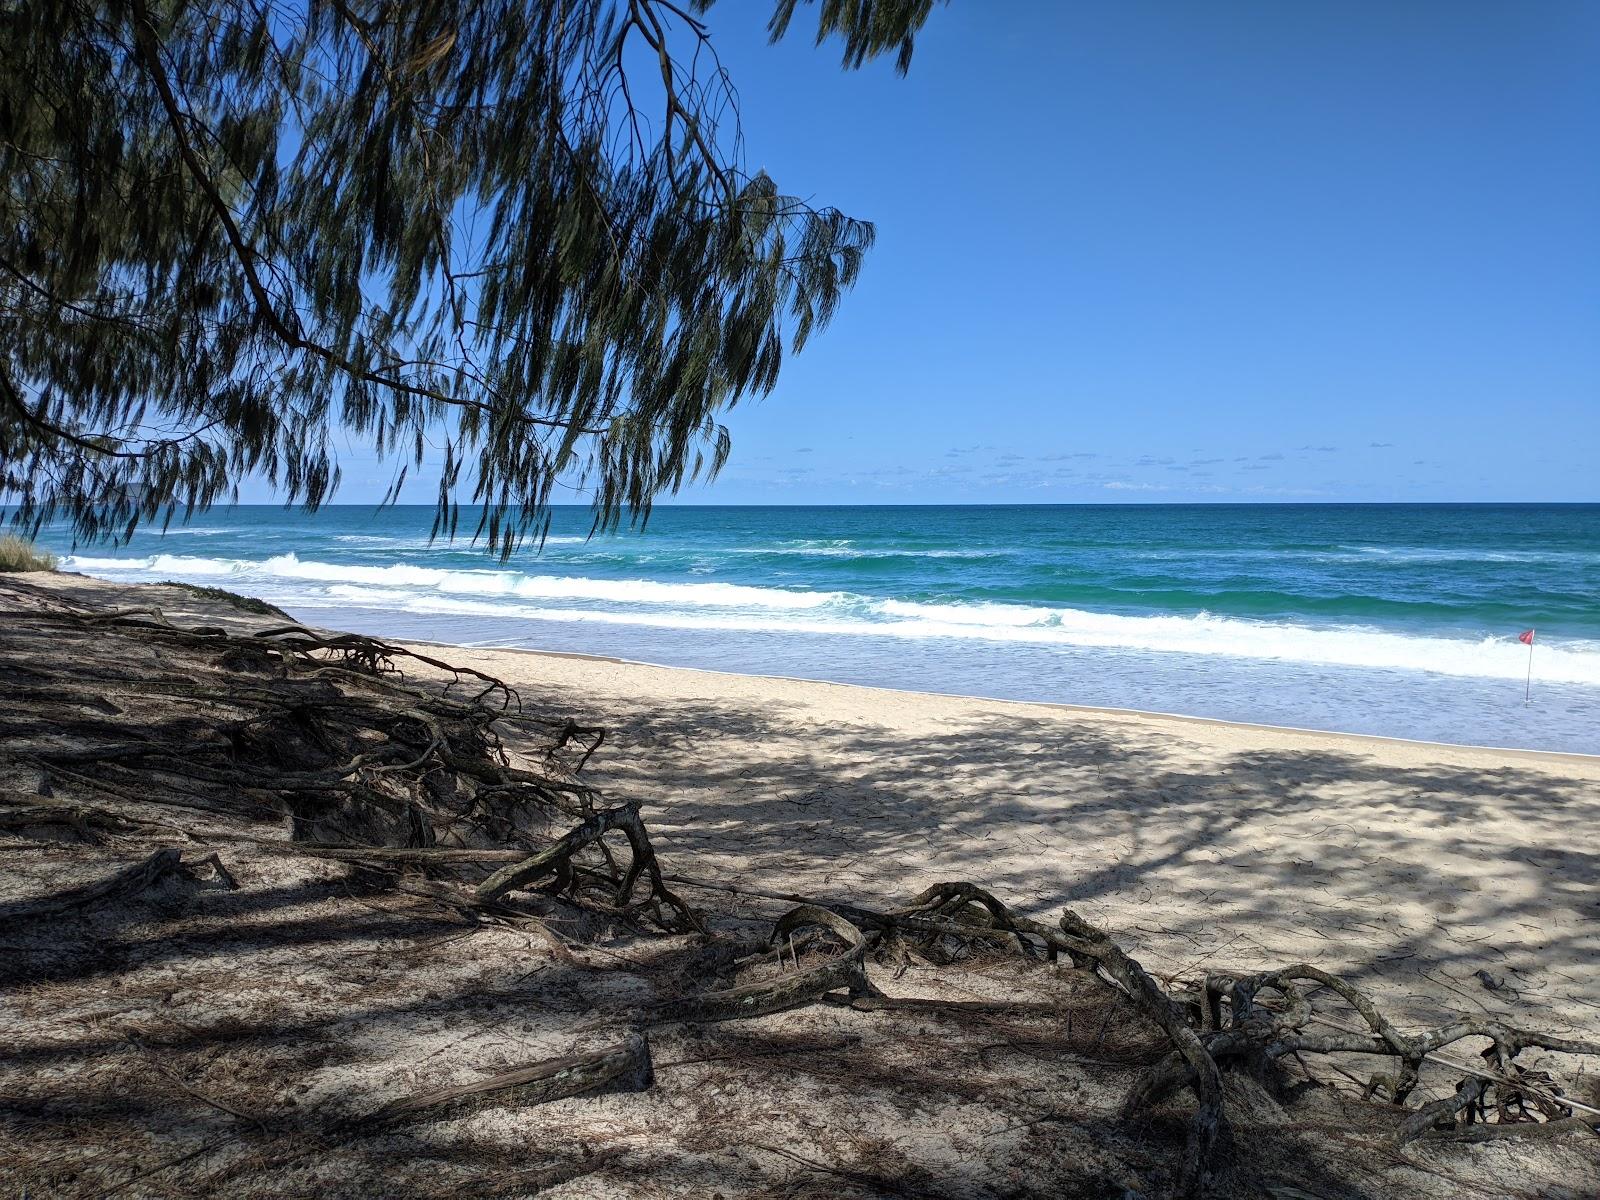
<box><xmin>11</xmin><ymin>879</ymin><xmax>1584</xmax><ymax>1199</ymax></box>
<box><xmin>507</xmin><ymin>671</ymin><xmax>1600</xmax><ymax>1041</ymax></box>
<box><xmin>5</xmin><ymin>573</ymin><xmax>1599</xmax><ymax>1197</ymax></box>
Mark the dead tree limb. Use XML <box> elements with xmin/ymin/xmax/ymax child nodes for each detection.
<box><xmin>359</xmin><ymin>1032</ymin><xmax>654</xmax><ymax>1128</ymax></box>
<box><xmin>0</xmin><ymin>847</ymin><xmax>182</xmax><ymax>920</ymax></box>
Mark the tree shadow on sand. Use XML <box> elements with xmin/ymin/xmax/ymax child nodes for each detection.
<box><xmin>5</xmin><ymin>583</ymin><xmax>1598</xmax><ymax>1199</ymax></box>
<box><xmin>563</xmin><ymin>688</ymin><xmax>1600</xmax><ymax>1041</ymax></box>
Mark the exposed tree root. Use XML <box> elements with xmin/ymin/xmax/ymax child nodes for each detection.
<box><xmin>474</xmin><ymin>799</ymin><xmax>700</xmax><ymax>931</ymax></box>
<box><xmin>0</xmin><ymin>602</ymin><xmax>689</xmax><ymax>931</ymax></box>
<box><xmin>649</xmin><ymin>904</ymin><xmax>877</xmax><ymax>1023</ymax></box>
<box><xmin>4</xmin><ymin>594</ymin><xmax>1597</xmax><ymax>1198</ymax></box>
<box><xmin>666</xmin><ymin>873</ymin><xmax>1600</xmax><ymax>1193</ymax></box>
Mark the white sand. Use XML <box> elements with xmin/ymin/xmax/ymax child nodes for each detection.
<box><xmin>22</xmin><ymin>569</ymin><xmax>1600</xmax><ymax>1035</ymax></box>
<box><xmin>435</xmin><ymin>639</ymin><xmax>1600</xmax><ymax>1040</ymax></box>
<box><xmin>6</xmin><ymin>571</ymin><xmax>1600</xmax><ymax>1197</ymax></box>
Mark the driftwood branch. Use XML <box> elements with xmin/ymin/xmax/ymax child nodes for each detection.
<box><xmin>359</xmin><ymin>1033</ymin><xmax>654</xmax><ymax>1128</ymax></box>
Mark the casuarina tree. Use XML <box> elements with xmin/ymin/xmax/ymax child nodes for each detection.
<box><xmin>0</xmin><ymin>0</ymin><xmax>940</xmax><ymax>552</ymax></box>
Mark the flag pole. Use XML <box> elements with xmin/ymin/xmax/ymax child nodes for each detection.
<box><xmin>1524</xmin><ymin>630</ymin><xmax>1535</xmax><ymax>705</ymax></box>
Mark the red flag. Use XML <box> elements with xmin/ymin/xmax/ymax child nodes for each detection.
<box><xmin>1519</xmin><ymin>629</ymin><xmax>1535</xmax><ymax>646</ymax></box>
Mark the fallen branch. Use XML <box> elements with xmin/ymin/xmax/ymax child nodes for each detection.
<box><xmin>0</xmin><ymin>847</ymin><xmax>182</xmax><ymax>920</ymax></box>
<box><xmin>358</xmin><ymin>1032</ymin><xmax>654</xmax><ymax>1128</ymax></box>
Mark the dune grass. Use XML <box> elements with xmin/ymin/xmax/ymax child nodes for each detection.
<box><xmin>0</xmin><ymin>536</ymin><xmax>57</xmax><ymax>573</ymax></box>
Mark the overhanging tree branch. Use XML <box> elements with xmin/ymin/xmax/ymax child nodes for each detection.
<box><xmin>2</xmin><ymin>0</ymin><xmax>942</xmax><ymax>550</ymax></box>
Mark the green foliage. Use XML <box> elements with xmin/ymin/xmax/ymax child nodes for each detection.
<box><xmin>767</xmin><ymin>0</ymin><xmax>941</xmax><ymax>74</ymax></box>
<box><xmin>0</xmin><ymin>535</ymin><xmax>57</xmax><ymax>572</ymax></box>
<box><xmin>157</xmin><ymin>581</ymin><xmax>288</xmax><ymax>617</ymax></box>
<box><xmin>0</xmin><ymin>0</ymin><xmax>940</xmax><ymax>555</ymax></box>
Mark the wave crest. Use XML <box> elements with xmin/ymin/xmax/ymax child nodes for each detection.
<box><xmin>59</xmin><ymin>551</ymin><xmax>1600</xmax><ymax>687</ymax></box>
<box><xmin>62</xmin><ymin>552</ymin><xmax>839</xmax><ymax>610</ymax></box>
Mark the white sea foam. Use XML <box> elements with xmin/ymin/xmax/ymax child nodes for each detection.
<box><xmin>67</xmin><ymin>553</ymin><xmax>247</xmax><ymax>576</ymax></box>
<box><xmin>61</xmin><ymin>552</ymin><xmax>1600</xmax><ymax>687</ymax></box>
<box><xmin>62</xmin><ymin>552</ymin><xmax>840</xmax><ymax>609</ymax></box>
<box><xmin>315</xmin><ymin>586</ymin><xmax>1600</xmax><ymax>687</ymax></box>
<box><xmin>1340</xmin><ymin>545</ymin><xmax>1600</xmax><ymax>565</ymax></box>
<box><xmin>874</xmin><ymin>598</ymin><xmax>1061</xmax><ymax>626</ymax></box>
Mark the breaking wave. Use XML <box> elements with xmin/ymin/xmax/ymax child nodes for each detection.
<box><xmin>62</xmin><ymin>552</ymin><xmax>841</xmax><ymax>610</ymax></box>
<box><xmin>61</xmin><ymin>551</ymin><xmax>1600</xmax><ymax>687</ymax></box>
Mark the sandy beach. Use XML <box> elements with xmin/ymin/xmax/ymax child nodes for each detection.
<box><xmin>438</xmin><ymin>629</ymin><xmax>1600</xmax><ymax>1041</ymax></box>
<box><xmin>6</xmin><ymin>572</ymin><xmax>1600</xmax><ymax>1197</ymax></box>
<box><xmin>27</xmin><ymin>571</ymin><xmax>1600</xmax><ymax>1033</ymax></box>
<box><xmin>9</xmin><ymin>0</ymin><xmax>1598</xmax><ymax>1188</ymax></box>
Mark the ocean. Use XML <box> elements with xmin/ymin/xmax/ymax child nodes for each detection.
<box><xmin>39</xmin><ymin>503</ymin><xmax>1600</xmax><ymax>754</ymax></box>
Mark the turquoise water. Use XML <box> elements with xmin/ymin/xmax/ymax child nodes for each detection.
<box><xmin>42</xmin><ymin>503</ymin><xmax>1600</xmax><ymax>753</ymax></box>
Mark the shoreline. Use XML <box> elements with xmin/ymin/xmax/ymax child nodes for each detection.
<box><xmin>44</xmin><ymin>514</ymin><xmax>1600</xmax><ymax>755</ymax></box>
<box><xmin>10</xmin><ymin>569</ymin><xmax>1600</xmax><ymax>1045</ymax></box>
<box><xmin>7</xmin><ymin>573</ymin><xmax>1598</xmax><ymax>1197</ymax></box>
<box><xmin>384</xmin><ymin>629</ymin><xmax>1600</xmax><ymax>767</ymax></box>
<box><xmin>33</xmin><ymin>567</ymin><xmax>1600</xmax><ymax>759</ymax></box>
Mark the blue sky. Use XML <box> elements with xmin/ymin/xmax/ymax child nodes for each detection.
<box><xmin>323</xmin><ymin>0</ymin><xmax>1599</xmax><ymax>505</ymax></box>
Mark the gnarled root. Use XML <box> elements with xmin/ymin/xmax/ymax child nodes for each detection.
<box><xmin>651</xmin><ymin>905</ymin><xmax>877</xmax><ymax>1023</ymax></box>
<box><xmin>667</xmin><ymin>878</ymin><xmax>1600</xmax><ymax>1196</ymax></box>
<box><xmin>0</xmin><ymin>847</ymin><xmax>183</xmax><ymax>921</ymax></box>
<box><xmin>474</xmin><ymin>799</ymin><xmax>701</xmax><ymax>932</ymax></box>
<box><xmin>0</xmin><ymin>602</ymin><xmax>700</xmax><ymax>931</ymax></box>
